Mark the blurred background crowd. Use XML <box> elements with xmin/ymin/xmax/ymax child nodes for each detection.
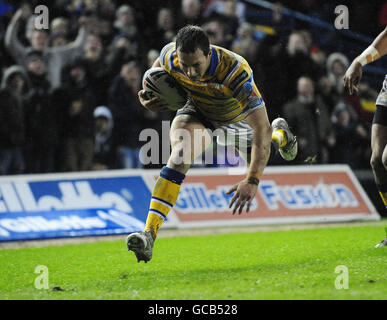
<box><xmin>1</xmin><ymin>0</ymin><xmax>387</xmax><ymax>175</ymax></box>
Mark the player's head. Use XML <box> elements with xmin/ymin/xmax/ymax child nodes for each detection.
<box><xmin>176</xmin><ymin>25</ymin><xmax>211</xmax><ymax>81</ymax></box>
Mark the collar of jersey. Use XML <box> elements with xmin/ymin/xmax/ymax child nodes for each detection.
<box><xmin>206</xmin><ymin>46</ymin><xmax>219</xmax><ymax>77</ymax></box>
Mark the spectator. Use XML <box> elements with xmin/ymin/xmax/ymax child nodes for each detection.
<box><xmin>299</xmin><ymin>29</ymin><xmax>313</xmax><ymax>51</ymax></box>
<box><xmin>282</xmin><ymin>77</ymin><xmax>336</xmax><ymax>164</ymax></box>
<box><xmin>310</xmin><ymin>46</ymin><xmax>328</xmax><ymax>77</ymax></box>
<box><xmin>231</xmin><ymin>22</ymin><xmax>259</xmax><ymax>65</ymax></box>
<box><xmin>378</xmin><ymin>1</ymin><xmax>387</xmax><ymax>27</ymax></box>
<box><xmin>283</xmin><ymin>31</ymin><xmax>320</xmax><ymax>82</ymax></box>
<box><xmin>97</xmin><ymin>18</ymin><xmax>115</xmax><ymax>47</ymax></box>
<box><xmin>0</xmin><ymin>65</ymin><xmax>28</xmax><ymax>175</ymax></box>
<box><xmin>202</xmin><ymin>0</ymin><xmax>244</xmax><ymax>36</ymax></box>
<box><xmin>244</xmin><ymin>1</ymin><xmax>291</xmax><ymax>39</ymax></box>
<box><xmin>330</xmin><ymin>102</ymin><xmax>370</xmax><ymax>168</ymax></box>
<box><xmin>202</xmin><ymin>18</ymin><xmax>231</xmax><ymax>48</ymax></box>
<box><xmin>108</xmin><ymin>61</ymin><xmax>145</xmax><ymax>168</ymax></box>
<box><xmin>83</xmin><ymin>33</ymin><xmax>103</xmax><ymax>61</ymax></box>
<box><xmin>23</xmin><ymin>50</ymin><xmax>58</xmax><ymax>173</ymax></box>
<box><xmin>80</xmin><ymin>33</ymin><xmax>110</xmax><ymax>105</ymax></box>
<box><xmin>344</xmin><ymin>82</ymin><xmax>379</xmax><ymax>125</ymax></box>
<box><xmin>176</xmin><ymin>0</ymin><xmax>203</xmax><ymax>29</ymax></box>
<box><xmin>5</xmin><ymin>8</ymin><xmax>88</xmax><ymax>89</ymax></box>
<box><xmin>268</xmin><ymin>2</ymin><xmax>291</xmax><ymax>38</ymax></box>
<box><xmin>92</xmin><ymin>106</ymin><xmax>118</xmax><ymax>170</ymax></box>
<box><xmin>50</xmin><ymin>17</ymin><xmax>69</xmax><ymax>39</ymax></box>
<box><xmin>53</xmin><ymin>58</ymin><xmax>97</xmax><ymax>172</ymax></box>
<box><xmin>108</xmin><ymin>61</ymin><xmax>169</xmax><ymax>168</ymax></box>
<box><xmin>258</xmin><ymin>30</ymin><xmax>323</xmax><ymax>119</ymax></box>
<box><xmin>78</xmin><ymin>0</ymin><xmax>101</xmax><ymax>16</ymax></box>
<box><xmin>1</xmin><ymin>1</ymin><xmax>384</xmax><ymax>173</ymax></box>
<box><xmin>50</xmin><ymin>33</ymin><xmax>69</xmax><ymax>48</ymax></box>
<box><xmin>21</xmin><ymin>3</ymin><xmax>34</xmax><ymax>45</ymax></box>
<box><xmin>106</xmin><ymin>34</ymin><xmax>137</xmax><ymax>77</ymax></box>
<box><xmin>113</xmin><ymin>5</ymin><xmax>138</xmax><ymax>40</ymax></box>
<box><xmin>317</xmin><ymin>75</ymin><xmax>339</xmax><ymax>113</ymax></box>
<box><xmin>147</xmin><ymin>7</ymin><xmax>177</xmax><ymax>50</ymax></box>
<box><xmin>326</xmin><ymin>52</ymin><xmax>349</xmax><ymax>98</ymax></box>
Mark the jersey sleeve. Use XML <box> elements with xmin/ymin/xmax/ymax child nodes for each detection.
<box><xmin>159</xmin><ymin>42</ymin><xmax>176</xmax><ymax>73</ymax></box>
<box><xmin>226</xmin><ymin>60</ymin><xmax>265</xmax><ymax>116</ymax></box>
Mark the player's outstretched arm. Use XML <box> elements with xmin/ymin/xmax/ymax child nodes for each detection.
<box><xmin>344</xmin><ymin>27</ymin><xmax>387</xmax><ymax>95</ymax></box>
<box><xmin>227</xmin><ymin>107</ymin><xmax>272</xmax><ymax>214</ymax></box>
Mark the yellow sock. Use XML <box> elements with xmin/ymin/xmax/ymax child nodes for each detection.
<box><xmin>144</xmin><ymin>167</ymin><xmax>185</xmax><ymax>238</ymax></box>
<box><xmin>272</xmin><ymin>129</ymin><xmax>287</xmax><ymax>148</ymax></box>
<box><xmin>377</xmin><ymin>184</ymin><xmax>387</xmax><ymax>208</ymax></box>
<box><xmin>379</xmin><ymin>192</ymin><xmax>387</xmax><ymax>206</ymax></box>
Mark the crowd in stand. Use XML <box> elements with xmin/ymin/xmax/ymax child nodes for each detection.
<box><xmin>0</xmin><ymin>0</ymin><xmax>384</xmax><ymax>175</ymax></box>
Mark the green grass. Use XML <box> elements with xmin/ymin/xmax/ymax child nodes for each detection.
<box><xmin>0</xmin><ymin>224</ymin><xmax>386</xmax><ymax>300</ymax></box>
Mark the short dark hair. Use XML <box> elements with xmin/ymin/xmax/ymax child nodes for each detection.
<box><xmin>175</xmin><ymin>25</ymin><xmax>210</xmax><ymax>56</ymax></box>
<box><xmin>26</xmin><ymin>49</ymin><xmax>44</xmax><ymax>61</ymax></box>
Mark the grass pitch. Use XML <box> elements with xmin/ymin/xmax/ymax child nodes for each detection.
<box><xmin>0</xmin><ymin>223</ymin><xmax>386</xmax><ymax>300</ymax></box>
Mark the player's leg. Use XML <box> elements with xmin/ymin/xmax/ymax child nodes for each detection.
<box><xmin>370</xmin><ymin>124</ymin><xmax>387</xmax><ymax>189</ymax></box>
<box><xmin>143</xmin><ymin>114</ymin><xmax>212</xmax><ymax>237</ymax></box>
<box><xmin>370</xmin><ymin>124</ymin><xmax>387</xmax><ymax>247</ymax></box>
<box><xmin>234</xmin><ymin>117</ymin><xmax>298</xmax><ymax>165</ymax></box>
<box><xmin>369</xmin><ymin>105</ymin><xmax>387</xmax><ymax>247</ymax></box>
<box><xmin>271</xmin><ymin>118</ymin><xmax>298</xmax><ymax>161</ymax></box>
<box><xmin>127</xmin><ymin>114</ymin><xmax>212</xmax><ymax>262</ymax></box>
<box><xmin>371</xmin><ymin>81</ymin><xmax>387</xmax><ymax>247</ymax></box>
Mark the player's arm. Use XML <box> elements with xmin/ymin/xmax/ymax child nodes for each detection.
<box><xmin>344</xmin><ymin>27</ymin><xmax>387</xmax><ymax>95</ymax></box>
<box><xmin>138</xmin><ymin>57</ymin><xmax>169</xmax><ymax>111</ymax></box>
<box><xmin>245</xmin><ymin>106</ymin><xmax>272</xmax><ymax>181</ymax></box>
<box><xmin>227</xmin><ymin>107</ymin><xmax>272</xmax><ymax>214</ymax></box>
<box><xmin>152</xmin><ymin>58</ymin><xmax>161</xmax><ymax>68</ymax></box>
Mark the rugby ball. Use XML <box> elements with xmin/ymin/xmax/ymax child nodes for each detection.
<box><xmin>142</xmin><ymin>67</ymin><xmax>187</xmax><ymax>111</ymax></box>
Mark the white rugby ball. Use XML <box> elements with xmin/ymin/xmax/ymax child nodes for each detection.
<box><xmin>142</xmin><ymin>67</ymin><xmax>187</xmax><ymax>111</ymax></box>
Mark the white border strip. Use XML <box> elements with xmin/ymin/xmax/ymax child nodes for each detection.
<box><xmin>177</xmin><ymin>213</ymin><xmax>380</xmax><ymax>229</ymax></box>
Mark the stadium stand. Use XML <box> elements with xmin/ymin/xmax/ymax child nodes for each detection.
<box><xmin>0</xmin><ymin>0</ymin><xmax>386</xmax><ymax>175</ymax></box>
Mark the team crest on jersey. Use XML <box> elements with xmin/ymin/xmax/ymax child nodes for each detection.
<box><xmin>236</xmin><ymin>82</ymin><xmax>253</xmax><ymax>100</ymax></box>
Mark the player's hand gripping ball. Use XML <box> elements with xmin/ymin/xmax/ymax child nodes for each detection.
<box><xmin>142</xmin><ymin>67</ymin><xmax>187</xmax><ymax>111</ymax></box>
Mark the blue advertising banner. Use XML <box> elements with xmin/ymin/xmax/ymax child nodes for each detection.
<box><xmin>0</xmin><ymin>173</ymin><xmax>152</xmax><ymax>241</ymax></box>
<box><xmin>0</xmin><ymin>208</ymin><xmax>145</xmax><ymax>241</ymax></box>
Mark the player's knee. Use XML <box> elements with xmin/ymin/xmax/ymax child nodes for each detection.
<box><xmin>169</xmin><ymin>143</ymin><xmax>192</xmax><ymax>169</ymax></box>
<box><xmin>370</xmin><ymin>153</ymin><xmax>384</xmax><ymax>171</ymax></box>
<box><xmin>382</xmin><ymin>153</ymin><xmax>387</xmax><ymax>170</ymax></box>
<box><xmin>170</xmin><ymin>115</ymin><xmax>199</xmax><ymax>133</ymax></box>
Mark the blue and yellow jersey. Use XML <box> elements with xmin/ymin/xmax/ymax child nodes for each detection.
<box><xmin>159</xmin><ymin>42</ymin><xmax>265</xmax><ymax>124</ymax></box>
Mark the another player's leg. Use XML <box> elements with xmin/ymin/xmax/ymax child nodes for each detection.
<box><xmin>127</xmin><ymin>115</ymin><xmax>212</xmax><ymax>262</ymax></box>
<box><xmin>370</xmin><ymin>121</ymin><xmax>387</xmax><ymax>247</ymax></box>
<box><xmin>271</xmin><ymin>118</ymin><xmax>298</xmax><ymax>161</ymax></box>
<box><xmin>236</xmin><ymin>118</ymin><xmax>297</xmax><ymax>165</ymax></box>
